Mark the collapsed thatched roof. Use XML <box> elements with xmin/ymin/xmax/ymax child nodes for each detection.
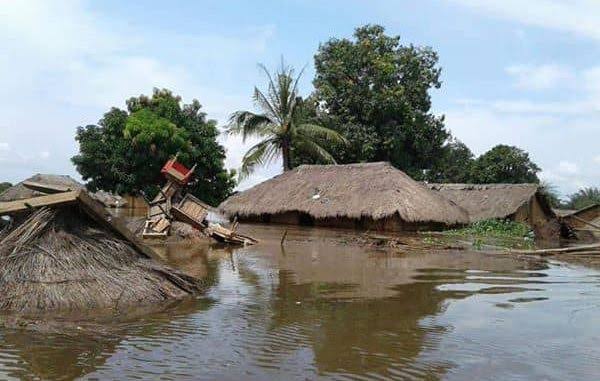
<box><xmin>0</xmin><ymin>174</ymin><xmax>127</xmax><ymax>208</ymax></box>
<box><xmin>0</xmin><ymin>206</ymin><xmax>201</xmax><ymax>313</ymax></box>
<box><xmin>220</xmin><ymin>162</ymin><xmax>469</xmax><ymax>225</ymax></box>
<box><xmin>0</xmin><ymin>174</ymin><xmax>83</xmax><ymax>202</ymax></box>
<box><xmin>426</xmin><ymin>183</ymin><xmax>546</xmax><ymax>222</ymax></box>
<box><xmin>555</xmin><ymin>203</ymin><xmax>600</xmax><ymax>218</ymax></box>
<box><xmin>553</xmin><ymin>208</ymin><xmax>577</xmax><ymax>217</ymax></box>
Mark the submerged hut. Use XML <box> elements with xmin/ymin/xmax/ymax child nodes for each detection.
<box><xmin>0</xmin><ymin>174</ymin><xmax>126</xmax><ymax>208</ymax></box>
<box><xmin>556</xmin><ymin>204</ymin><xmax>600</xmax><ymax>238</ymax></box>
<box><xmin>0</xmin><ymin>174</ymin><xmax>83</xmax><ymax>202</ymax></box>
<box><xmin>0</xmin><ymin>178</ymin><xmax>201</xmax><ymax>314</ymax></box>
<box><xmin>219</xmin><ymin>162</ymin><xmax>469</xmax><ymax>231</ymax></box>
<box><xmin>426</xmin><ymin>183</ymin><xmax>559</xmax><ymax>237</ymax></box>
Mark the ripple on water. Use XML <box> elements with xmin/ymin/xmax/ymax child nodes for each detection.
<box><xmin>1</xmin><ymin>229</ymin><xmax>600</xmax><ymax>381</ymax></box>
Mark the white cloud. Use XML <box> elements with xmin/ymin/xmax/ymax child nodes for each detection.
<box><xmin>557</xmin><ymin>161</ymin><xmax>579</xmax><ymax>175</ymax></box>
<box><xmin>505</xmin><ymin>64</ymin><xmax>573</xmax><ymax>90</ymax></box>
<box><xmin>449</xmin><ymin>0</ymin><xmax>600</xmax><ymax>40</ymax></box>
<box><xmin>444</xmin><ymin>99</ymin><xmax>599</xmax><ymax>195</ymax></box>
<box><xmin>0</xmin><ymin>143</ymin><xmax>9</xmax><ymax>151</ymax></box>
<box><xmin>0</xmin><ymin>0</ymin><xmax>275</xmax><ymax>184</ymax></box>
<box><xmin>594</xmin><ymin>155</ymin><xmax>600</xmax><ymax>165</ymax></box>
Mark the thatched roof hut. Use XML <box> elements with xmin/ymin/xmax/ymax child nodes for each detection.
<box><xmin>0</xmin><ymin>175</ymin><xmax>203</xmax><ymax>314</ymax></box>
<box><xmin>0</xmin><ymin>174</ymin><xmax>83</xmax><ymax>202</ymax></box>
<box><xmin>556</xmin><ymin>204</ymin><xmax>600</xmax><ymax>239</ymax></box>
<box><xmin>0</xmin><ymin>205</ymin><xmax>201</xmax><ymax>314</ymax></box>
<box><xmin>426</xmin><ymin>183</ymin><xmax>559</xmax><ymax>237</ymax></box>
<box><xmin>219</xmin><ymin>162</ymin><xmax>469</xmax><ymax>231</ymax></box>
<box><xmin>0</xmin><ymin>174</ymin><xmax>127</xmax><ymax>208</ymax></box>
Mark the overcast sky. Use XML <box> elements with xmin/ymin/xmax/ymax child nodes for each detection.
<box><xmin>1</xmin><ymin>0</ymin><xmax>599</xmax><ymax>197</ymax></box>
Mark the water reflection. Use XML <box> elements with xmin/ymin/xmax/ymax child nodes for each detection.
<box><xmin>0</xmin><ymin>224</ymin><xmax>599</xmax><ymax>380</ymax></box>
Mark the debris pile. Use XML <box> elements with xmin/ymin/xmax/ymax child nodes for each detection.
<box><xmin>142</xmin><ymin>156</ymin><xmax>257</xmax><ymax>245</ymax></box>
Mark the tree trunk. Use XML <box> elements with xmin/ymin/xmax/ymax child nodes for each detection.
<box><xmin>282</xmin><ymin>140</ymin><xmax>292</xmax><ymax>171</ymax></box>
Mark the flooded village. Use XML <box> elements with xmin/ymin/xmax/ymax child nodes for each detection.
<box><xmin>2</xmin><ymin>4</ymin><xmax>600</xmax><ymax>381</ymax></box>
<box><xmin>1</xmin><ymin>155</ymin><xmax>599</xmax><ymax>380</ymax></box>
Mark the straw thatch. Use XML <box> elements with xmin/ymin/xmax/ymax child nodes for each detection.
<box><xmin>557</xmin><ymin>204</ymin><xmax>600</xmax><ymax>232</ymax></box>
<box><xmin>0</xmin><ymin>206</ymin><xmax>202</xmax><ymax>313</ymax></box>
<box><xmin>220</xmin><ymin>162</ymin><xmax>469</xmax><ymax>229</ymax></box>
<box><xmin>425</xmin><ymin>183</ymin><xmax>551</xmax><ymax>222</ymax></box>
<box><xmin>0</xmin><ymin>174</ymin><xmax>83</xmax><ymax>202</ymax></box>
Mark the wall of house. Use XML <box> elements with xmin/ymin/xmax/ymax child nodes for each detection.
<box><xmin>235</xmin><ymin>212</ymin><xmax>455</xmax><ymax>232</ymax></box>
<box><xmin>512</xmin><ymin>196</ymin><xmax>560</xmax><ymax>239</ymax></box>
<box><xmin>566</xmin><ymin>207</ymin><xmax>600</xmax><ymax>229</ymax></box>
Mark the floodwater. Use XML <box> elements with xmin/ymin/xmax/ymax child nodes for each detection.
<box><xmin>1</xmin><ymin>224</ymin><xmax>600</xmax><ymax>380</ymax></box>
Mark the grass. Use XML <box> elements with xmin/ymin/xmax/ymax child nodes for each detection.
<box><xmin>447</xmin><ymin>219</ymin><xmax>533</xmax><ymax>239</ymax></box>
<box><xmin>434</xmin><ymin>219</ymin><xmax>535</xmax><ymax>250</ymax></box>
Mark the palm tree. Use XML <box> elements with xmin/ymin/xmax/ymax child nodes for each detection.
<box><xmin>228</xmin><ymin>62</ymin><xmax>346</xmax><ymax>177</ymax></box>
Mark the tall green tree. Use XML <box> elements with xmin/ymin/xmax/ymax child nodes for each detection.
<box><xmin>426</xmin><ymin>139</ymin><xmax>474</xmax><ymax>183</ymax></box>
<box><xmin>311</xmin><ymin>24</ymin><xmax>448</xmax><ymax>178</ymax></box>
<box><xmin>566</xmin><ymin>187</ymin><xmax>600</xmax><ymax>210</ymax></box>
<box><xmin>228</xmin><ymin>62</ymin><xmax>346</xmax><ymax>176</ymax></box>
<box><xmin>469</xmin><ymin>145</ymin><xmax>540</xmax><ymax>184</ymax></box>
<box><xmin>72</xmin><ymin>88</ymin><xmax>235</xmax><ymax>206</ymax></box>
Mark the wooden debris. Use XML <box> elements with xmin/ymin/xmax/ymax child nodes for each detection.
<box><xmin>569</xmin><ymin>214</ymin><xmax>600</xmax><ymax>230</ymax></box>
<box><xmin>0</xmin><ymin>190</ymin><xmax>80</xmax><ymax>216</ymax></box>
<box><xmin>205</xmin><ymin>223</ymin><xmax>258</xmax><ymax>245</ymax></box>
<box><xmin>76</xmin><ymin>190</ymin><xmax>163</xmax><ymax>262</ymax></box>
<box><xmin>171</xmin><ymin>194</ymin><xmax>209</xmax><ymax>228</ymax></box>
<box><xmin>140</xmin><ymin>157</ymin><xmax>257</xmax><ymax>245</ymax></box>
<box><xmin>509</xmin><ymin>243</ymin><xmax>600</xmax><ymax>255</ymax></box>
<box><xmin>22</xmin><ymin>181</ymin><xmax>73</xmax><ymax>194</ymax></box>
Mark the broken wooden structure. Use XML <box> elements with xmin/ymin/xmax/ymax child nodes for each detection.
<box><xmin>0</xmin><ymin>188</ymin><xmax>163</xmax><ymax>262</ymax></box>
<box><xmin>141</xmin><ymin>156</ymin><xmax>257</xmax><ymax>245</ymax></box>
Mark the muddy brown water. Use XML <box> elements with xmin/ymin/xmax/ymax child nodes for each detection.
<box><xmin>1</xmin><ymin>224</ymin><xmax>600</xmax><ymax>380</ymax></box>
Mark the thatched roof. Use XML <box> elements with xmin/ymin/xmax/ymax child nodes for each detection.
<box><xmin>0</xmin><ymin>174</ymin><xmax>127</xmax><ymax>208</ymax></box>
<box><xmin>0</xmin><ymin>206</ymin><xmax>201</xmax><ymax>313</ymax></box>
<box><xmin>555</xmin><ymin>203</ymin><xmax>600</xmax><ymax>218</ymax></box>
<box><xmin>426</xmin><ymin>183</ymin><xmax>546</xmax><ymax>222</ymax></box>
<box><xmin>220</xmin><ymin>162</ymin><xmax>469</xmax><ymax>225</ymax></box>
<box><xmin>0</xmin><ymin>174</ymin><xmax>83</xmax><ymax>202</ymax></box>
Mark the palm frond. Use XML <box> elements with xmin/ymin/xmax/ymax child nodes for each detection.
<box><xmin>239</xmin><ymin>138</ymin><xmax>280</xmax><ymax>179</ymax></box>
<box><xmin>297</xmin><ymin>123</ymin><xmax>348</xmax><ymax>145</ymax></box>
<box><xmin>253</xmin><ymin>87</ymin><xmax>279</xmax><ymax>123</ymax></box>
<box><xmin>258</xmin><ymin>63</ymin><xmax>283</xmax><ymax>117</ymax></box>
<box><xmin>288</xmin><ymin>64</ymin><xmax>306</xmax><ymax>109</ymax></box>
<box><xmin>227</xmin><ymin>111</ymin><xmax>273</xmax><ymax>142</ymax></box>
<box><xmin>294</xmin><ymin>136</ymin><xmax>337</xmax><ymax>164</ymax></box>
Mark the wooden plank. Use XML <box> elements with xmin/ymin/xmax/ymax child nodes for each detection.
<box><xmin>77</xmin><ymin>190</ymin><xmax>162</xmax><ymax>262</ymax></box>
<box><xmin>22</xmin><ymin>181</ymin><xmax>73</xmax><ymax>194</ymax></box>
<box><xmin>0</xmin><ymin>190</ymin><xmax>80</xmax><ymax>216</ymax></box>
<box><xmin>569</xmin><ymin>214</ymin><xmax>600</xmax><ymax>230</ymax></box>
<box><xmin>171</xmin><ymin>205</ymin><xmax>207</xmax><ymax>230</ymax></box>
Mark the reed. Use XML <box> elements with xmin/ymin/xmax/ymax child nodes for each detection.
<box><xmin>0</xmin><ymin>206</ymin><xmax>202</xmax><ymax>313</ymax></box>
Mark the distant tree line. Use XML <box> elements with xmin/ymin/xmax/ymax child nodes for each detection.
<box><xmin>230</xmin><ymin>25</ymin><xmax>541</xmax><ymax>185</ymax></box>
<box><xmin>73</xmin><ymin>24</ymin><xmax>593</xmax><ymax>206</ymax></box>
<box><xmin>564</xmin><ymin>187</ymin><xmax>600</xmax><ymax>210</ymax></box>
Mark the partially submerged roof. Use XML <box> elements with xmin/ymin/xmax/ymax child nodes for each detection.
<box><xmin>553</xmin><ymin>208</ymin><xmax>578</xmax><ymax>218</ymax></box>
<box><xmin>220</xmin><ymin>162</ymin><xmax>469</xmax><ymax>225</ymax></box>
<box><xmin>426</xmin><ymin>183</ymin><xmax>545</xmax><ymax>222</ymax></box>
<box><xmin>0</xmin><ymin>174</ymin><xmax>83</xmax><ymax>202</ymax></box>
<box><xmin>555</xmin><ymin>203</ymin><xmax>600</xmax><ymax>218</ymax></box>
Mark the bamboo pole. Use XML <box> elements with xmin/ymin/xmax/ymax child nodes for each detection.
<box><xmin>510</xmin><ymin>243</ymin><xmax>600</xmax><ymax>255</ymax></box>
